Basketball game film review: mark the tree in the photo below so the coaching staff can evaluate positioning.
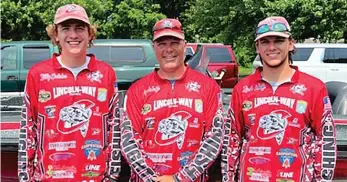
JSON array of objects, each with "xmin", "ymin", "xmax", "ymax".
[
  {"xmin": 183, "ymin": 0, "xmax": 347, "ymax": 66},
  {"xmin": 0, "ymin": 0, "xmax": 165, "ymax": 40}
]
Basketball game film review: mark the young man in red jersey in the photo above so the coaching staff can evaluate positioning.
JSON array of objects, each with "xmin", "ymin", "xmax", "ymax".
[
  {"xmin": 18, "ymin": 4, "xmax": 120, "ymax": 181},
  {"xmin": 120, "ymin": 18, "xmax": 224, "ymax": 182},
  {"xmin": 222, "ymin": 16, "xmax": 336, "ymax": 182}
]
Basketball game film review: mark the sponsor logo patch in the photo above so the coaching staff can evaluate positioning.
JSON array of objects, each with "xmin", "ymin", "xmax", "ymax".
[
  {"xmin": 295, "ymin": 100, "xmax": 307, "ymax": 114},
  {"xmin": 87, "ymin": 71, "xmax": 103, "ymax": 83},
  {"xmin": 97, "ymin": 88, "xmax": 107, "ymax": 102},
  {"xmin": 276, "ymin": 148, "xmax": 297, "ymax": 168},
  {"xmin": 82, "ymin": 140, "xmax": 102, "ymax": 160},
  {"xmin": 141, "ymin": 104, "xmax": 151, "ymax": 115},
  {"xmin": 290, "ymin": 84, "xmax": 307, "ymax": 96},
  {"xmin": 194, "ymin": 99, "xmax": 203, "ymax": 113},
  {"xmin": 185, "ymin": 82, "xmax": 200, "ymax": 92},
  {"xmin": 49, "ymin": 152, "xmax": 75, "ymax": 161},
  {"xmin": 39, "ymin": 90, "xmax": 51, "ymax": 102},
  {"xmin": 178, "ymin": 151, "xmax": 193, "ymax": 166},
  {"xmin": 45, "ymin": 105, "xmax": 56, "ymax": 118},
  {"xmin": 242, "ymin": 100, "xmax": 252, "ymax": 111}
]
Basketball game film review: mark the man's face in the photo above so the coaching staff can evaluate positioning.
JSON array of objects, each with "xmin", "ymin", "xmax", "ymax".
[
  {"xmin": 153, "ymin": 36, "xmax": 186, "ymax": 73},
  {"xmin": 256, "ymin": 36, "xmax": 294, "ymax": 68},
  {"xmin": 55, "ymin": 19, "xmax": 90, "ymax": 56}
]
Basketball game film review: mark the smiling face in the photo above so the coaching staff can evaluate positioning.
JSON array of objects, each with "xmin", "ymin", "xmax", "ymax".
[
  {"xmin": 55, "ymin": 19, "xmax": 91, "ymax": 57},
  {"xmin": 153, "ymin": 36, "xmax": 186, "ymax": 74},
  {"xmin": 256, "ymin": 36, "xmax": 294, "ymax": 68}
]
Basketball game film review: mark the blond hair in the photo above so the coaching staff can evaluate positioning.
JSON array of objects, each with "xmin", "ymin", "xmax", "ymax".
[{"xmin": 46, "ymin": 23, "xmax": 97, "ymax": 52}]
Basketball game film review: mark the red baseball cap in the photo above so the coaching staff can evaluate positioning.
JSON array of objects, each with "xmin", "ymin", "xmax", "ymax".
[
  {"xmin": 153, "ymin": 18, "xmax": 184, "ymax": 41},
  {"xmin": 255, "ymin": 16, "xmax": 291, "ymax": 41},
  {"xmin": 54, "ymin": 4, "xmax": 90, "ymax": 25}
]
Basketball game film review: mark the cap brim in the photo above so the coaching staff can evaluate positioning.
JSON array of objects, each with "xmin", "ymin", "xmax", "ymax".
[
  {"xmin": 255, "ymin": 32, "xmax": 290, "ymax": 41},
  {"xmin": 153, "ymin": 30, "xmax": 184, "ymax": 41},
  {"xmin": 55, "ymin": 16, "xmax": 90, "ymax": 25}
]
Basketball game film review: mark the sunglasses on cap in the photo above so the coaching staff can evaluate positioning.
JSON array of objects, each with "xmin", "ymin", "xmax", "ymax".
[
  {"xmin": 153, "ymin": 20, "xmax": 182, "ymax": 32},
  {"xmin": 256, "ymin": 22, "xmax": 289, "ymax": 35}
]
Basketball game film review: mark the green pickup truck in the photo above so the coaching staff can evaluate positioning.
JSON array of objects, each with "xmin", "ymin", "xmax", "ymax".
[{"xmin": 1, "ymin": 39, "xmax": 159, "ymax": 92}]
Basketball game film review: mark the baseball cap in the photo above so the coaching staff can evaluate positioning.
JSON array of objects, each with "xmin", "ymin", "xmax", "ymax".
[
  {"xmin": 255, "ymin": 16, "xmax": 291, "ymax": 41},
  {"xmin": 54, "ymin": 4, "xmax": 90, "ymax": 25},
  {"xmin": 153, "ymin": 18, "xmax": 184, "ymax": 41}
]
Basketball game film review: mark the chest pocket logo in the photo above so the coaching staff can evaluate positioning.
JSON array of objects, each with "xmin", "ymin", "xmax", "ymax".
[{"xmin": 155, "ymin": 111, "xmax": 190, "ymax": 149}]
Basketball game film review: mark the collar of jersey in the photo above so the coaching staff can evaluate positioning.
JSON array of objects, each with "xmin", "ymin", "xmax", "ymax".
[
  {"xmin": 253, "ymin": 65, "xmax": 300, "ymax": 83},
  {"xmin": 52, "ymin": 53, "xmax": 98, "ymax": 71},
  {"xmin": 153, "ymin": 66, "xmax": 190, "ymax": 83}
]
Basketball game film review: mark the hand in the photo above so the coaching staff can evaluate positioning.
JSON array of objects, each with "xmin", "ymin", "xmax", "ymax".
[{"xmin": 152, "ymin": 175, "xmax": 175, "ymax": 182}]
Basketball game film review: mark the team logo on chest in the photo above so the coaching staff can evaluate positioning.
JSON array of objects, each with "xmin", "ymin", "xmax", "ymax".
[
  {"xmin": 185, "ymin": 82, "xmax": 200, "ymax": 92},
  {"xmin": 257, "ymin": 110, "xmax": 290, "ymax": 145},
  {"xmin": 57, "ymin": 99, "xmax": 95, "ymax": 137},
  {"xmin": 155, "ymin": 111, "xmax": 190, "ymax": 149},
  {"xmin": 290, "ymin": 84, "xmax": 307, "ymax": 96},
  {"xmin": 87, "ymin": 71, "xmax": 103, "ymax": 83}
]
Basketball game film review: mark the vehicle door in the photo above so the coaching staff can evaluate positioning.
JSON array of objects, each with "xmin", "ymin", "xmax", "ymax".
[
  {"xmin": 19, "ymin": 43, "xmax": 53, "ymax": 91},
  {"xmin": 324, "ymin": 48, "xmax": 347, "ymax": 83},
  {"xmin": 1, "ymin": 44, "xmax": 20, "ymax": 92},
  {"xmin": 291, "ymin": 47, "xmax": 329, "ymax": 82}
]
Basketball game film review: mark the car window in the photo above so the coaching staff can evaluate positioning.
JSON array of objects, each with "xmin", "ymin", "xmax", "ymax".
[
  {"xmin": 1, "ymin": 45, "xmax": 17, "ymax": 70},
  {"xmin": 186, "ymin": 47, "xmax": 194, "ymax": 56},
  {"xmin": 292, "ymin": 48, "xmax": 313, "ymax": 61},
  {"xmin": 324, "ymin": 48, "xmax": 347, "ymax": 63},
  {"xmin": 88, "ymin": 46, "xmax": 146, "ymax": 66},
  {"xmin": 206, "ymin": 47, "xmax": 233, "ymax": 63},
  {"xmin": 23, "ymin": 45, "xmax": 51, "ymax": 69}
]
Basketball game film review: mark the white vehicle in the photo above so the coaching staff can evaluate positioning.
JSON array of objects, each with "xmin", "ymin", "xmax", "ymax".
[{"xmin": 253, "ymin": 43, "xmax": 347, "ymax": 83}]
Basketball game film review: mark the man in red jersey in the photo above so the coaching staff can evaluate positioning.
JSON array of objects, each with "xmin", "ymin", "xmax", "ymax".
[
  {"xmin": 221, "ymin": 16, "xmax": 337, "ymax": 182},
  {"xmin": 120, "ymin": 18, "xmax": 224, "ymax": 182},
  {"xmin": 17, "ymin": 4, "xmax": 121, "ymax": 182}
]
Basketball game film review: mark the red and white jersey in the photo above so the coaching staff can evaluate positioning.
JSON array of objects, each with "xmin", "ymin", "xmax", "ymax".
[
  {"xmin": 18, "ymin": 54, "xmax": 121, "ymax": 182},
  {"xmin": 121, "ymin": 67, "xmax": 224, "ymax": 182},
  {"xmin": 222, "ymin": 66, "xmax": 337, "ymax": 182}
]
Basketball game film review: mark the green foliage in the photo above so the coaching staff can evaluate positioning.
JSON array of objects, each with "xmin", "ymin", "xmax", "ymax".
[
  {"xmin": 183, "ymin": 0, "xmax": 347, "ymax": 66},
  {"xmin": 0, "ymin": 0, "xmax": 165, "ymax": 40}
]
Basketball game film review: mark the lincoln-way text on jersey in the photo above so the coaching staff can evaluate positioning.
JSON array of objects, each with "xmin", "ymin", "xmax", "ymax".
[
  {"xmin": 53, "ymin": 86, "xmax": 96, "ymax": 98},
  {"xmin": 153, "ymin": 98, "xmax": 193, "ymax": 111},
  {"xmin": 254, "ymin": 96, "xmax": 295, "ymax": 108}
]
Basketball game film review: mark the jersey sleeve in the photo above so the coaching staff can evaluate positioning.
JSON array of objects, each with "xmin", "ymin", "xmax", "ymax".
[
  {"xmin": 311, "ymin": 85, "xmax": 336, "ymax": 181},
  {"xmin": 221, "ymin": 87, "xmax": 243, "ymax": 182},
  {"xmin": 106, "ymin": 69, "xmax": 121, "ymax": 181},
  {"xmin": 174, "ymin": 83, "xmax": 224, "ymax": 182},
  {"xmin": 120, "ymin": 88, "xmax": 157, "ymax": 182},
  {"xmin": 18, "ymin": 70, "xmax": 38, "ymax": 181}
]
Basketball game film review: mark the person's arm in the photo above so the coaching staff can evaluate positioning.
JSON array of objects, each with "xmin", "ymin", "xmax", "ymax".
[
  {"xmin": 221, "ymin": 87, "xmax": 243, "ymax": 182},
  {"xmin": 173, "ymin": 84, "xmax": 224, "ymax": 182},
  {"xmin": 18, "ymin": 70, "xmax": 38, "ymax": 181},
  {"xmin": 106, "ymin": 70, "xmax": 121, "ymax": 181},
  {"xmin": 311, "ymin": 86, "xmax": 336, "ymax": 181},
  {"xmin": 120, "ymin": 88, "xmax": 157, "ymax": 182}
]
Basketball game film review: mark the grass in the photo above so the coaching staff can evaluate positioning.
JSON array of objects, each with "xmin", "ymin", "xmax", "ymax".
[{"xmin": 239, "ymin": 66, "xmax": 253, "ymax": 77}]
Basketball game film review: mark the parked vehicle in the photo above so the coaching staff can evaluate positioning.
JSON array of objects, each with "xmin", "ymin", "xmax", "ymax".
[
  {"xmin": 186, "ymin": 43, "xmax": 239, "ymax": 88},
  {"xmin": 0, "ymin": 39, "xmax": 158, "ymax": 92},
  {"xmin": 253, "ymin": 43, "xmax": 347, "ymax": 83}
]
